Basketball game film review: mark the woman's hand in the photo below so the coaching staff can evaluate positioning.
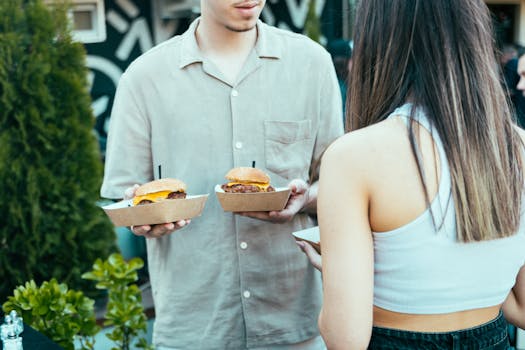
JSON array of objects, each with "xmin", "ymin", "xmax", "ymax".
[{"xmin": 296, "ymin": 240, "xmax": 322, "ymax": 271}]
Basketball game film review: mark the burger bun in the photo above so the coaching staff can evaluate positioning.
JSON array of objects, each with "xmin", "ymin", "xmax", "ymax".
[
  {"xmin": 225, "ymin": 167, "xmax": 270, "ymax": 184},
  {"xmin": 135, "ymin": 178, "xmax": 187, "ymax": 196}
]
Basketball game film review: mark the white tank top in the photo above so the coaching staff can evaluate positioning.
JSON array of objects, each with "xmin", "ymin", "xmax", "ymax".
[{"xmin": 372, "ymin": 103, "xmax": 525, "ymax": 314}]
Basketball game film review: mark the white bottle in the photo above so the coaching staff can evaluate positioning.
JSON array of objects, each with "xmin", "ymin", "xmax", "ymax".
[{"xmin": 1, "ymin": 311, "xmax": 23, "ymax": 350}]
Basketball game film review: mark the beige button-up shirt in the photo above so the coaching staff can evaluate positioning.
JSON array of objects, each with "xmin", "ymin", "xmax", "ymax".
[{"xmin": 101, "ymin": 18, "xmax": 343, "ymax": 349}]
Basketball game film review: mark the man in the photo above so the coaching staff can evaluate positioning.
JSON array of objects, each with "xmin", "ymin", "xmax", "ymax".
[
  {"xmin": 515, "ymin": 52, "xmax": 525, "ymax": 127},
  {"xmin": 101, "ymin": 0, "xmax": 343, "ymax": 348},
  {"xmin": 327, "ymin": 38, "xmax": 352, "ymax": 119}
]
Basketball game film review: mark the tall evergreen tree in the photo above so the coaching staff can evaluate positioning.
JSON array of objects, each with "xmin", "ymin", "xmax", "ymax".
[{"xmin": 0, "ymin": 0, "xmax": 117, "ymax": 301}]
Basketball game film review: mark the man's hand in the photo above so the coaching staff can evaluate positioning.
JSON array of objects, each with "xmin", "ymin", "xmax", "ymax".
[
  {"xmin": 296, "ymin": 240, "xmax": 322, "ymax": 271},
  {"xmin": 131, "ymin": 220, "xmax": 191, "ymax": 239},
  {"xmin": 237, "ymin": 179, "xmax": 311, "ymax": 223},
  {"xmin": 124, "ymin": 184, "xmax": 191, "ymax": 239}
]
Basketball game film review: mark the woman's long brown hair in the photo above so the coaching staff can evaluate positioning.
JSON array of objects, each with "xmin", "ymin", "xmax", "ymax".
[{"xmin": 347, "ymin": 0, "xmax": 523, "ymax": 242}]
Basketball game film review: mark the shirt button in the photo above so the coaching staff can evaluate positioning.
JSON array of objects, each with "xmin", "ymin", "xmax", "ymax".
[
  {"xmin": 240, "ymin": 242, "xmax": 248, "ymax": 249},
  {"xmin": 243, "ymin": 290, "xmax": 251, "ymax": 298},
  {"xmin": 235, "ymin": 142, "xmax": 243, "ymax": 149},
  {"xmin": 231, "ymin": 89, "xmax": 239, "ymax": 97}
]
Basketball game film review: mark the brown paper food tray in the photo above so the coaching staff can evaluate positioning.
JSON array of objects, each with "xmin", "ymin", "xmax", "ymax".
[
  {"xmin": 215, "ymin": 185, "xmax": 291, "ymax": 212},
  {"xmin": 292, "ymin": 226, "xmax": 321, "ymax": 254},
  {"xmin": 102, "ymin": 194, "xmax": 208, "ymax": 227}
]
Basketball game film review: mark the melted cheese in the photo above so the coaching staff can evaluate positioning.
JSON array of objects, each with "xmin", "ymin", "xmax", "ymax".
[
  {"xmin": 226, "ymin": 182, "xmax": 270, "ymax": 191},
  {"xmin": 132, "ymin": 190, "xmax": 174, "ymax": 206}
]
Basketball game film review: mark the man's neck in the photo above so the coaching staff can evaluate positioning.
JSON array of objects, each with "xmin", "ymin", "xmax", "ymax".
[
  {"xmin": 195, "ymin": 19, "xmax": 257, "ymax": 57},
  {"xmin": 195, "ymin": 18, "xmax": 258, "ymax": 84}
]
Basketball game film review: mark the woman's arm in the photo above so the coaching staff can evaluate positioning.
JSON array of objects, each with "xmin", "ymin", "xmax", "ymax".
[
  {"xmin": 317, "ymin": 134, "xmax": 375, "ymax": 350},
  {"xmin": 505, "ymin": 127, "xmax": 525, "ymax": 328},
  {"xmin": 503, "ymin": 265, "xmax": 525, "ymax": 329}
]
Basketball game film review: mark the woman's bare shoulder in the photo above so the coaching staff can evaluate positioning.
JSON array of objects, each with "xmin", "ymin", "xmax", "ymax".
[{"xmin": 324, "ymin": 117, "xmax": 409, "ymax": 165}]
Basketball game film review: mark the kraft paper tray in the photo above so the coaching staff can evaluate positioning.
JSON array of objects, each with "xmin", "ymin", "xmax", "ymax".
[
  {"xmin": 292, "ymin": 226, "xmax": 321, "ymax": 254},
  {"xmin": 102, "ymin": 194, "xmax": 208, "ymax": 227},
  {"xmin": 215, "ymin": 185, "xmax": 291, "ymax": 212}
]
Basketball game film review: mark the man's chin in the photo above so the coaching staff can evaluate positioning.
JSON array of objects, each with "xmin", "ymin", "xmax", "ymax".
[{"xmin": 225, "ymin": 22, "xmax": 257, "ymax": 33}]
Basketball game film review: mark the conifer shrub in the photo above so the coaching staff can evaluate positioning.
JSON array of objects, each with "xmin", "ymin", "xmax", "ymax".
[{"xmin": 0, "ymin": 0, "xmax": 117, "ymax": 302}]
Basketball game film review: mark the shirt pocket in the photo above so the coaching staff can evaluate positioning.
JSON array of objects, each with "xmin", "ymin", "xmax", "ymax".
[{"xmin": 264, "ymin": 120, "xmax": 312, "ymax": 180}]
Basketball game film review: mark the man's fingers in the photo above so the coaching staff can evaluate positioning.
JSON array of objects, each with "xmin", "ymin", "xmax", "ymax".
[
  {"xmin": 174, "ymin": 219, "xmax": 191, "ymax": 228},
  {"xmin": 282, "ymin": 199, "xmax": 302, "ymax": 215},
  {"xmin": 131, "ymin": 224, "xmax": 151, "ymax": 236},
  {"xmin": 237, "ymin": 210, "xmax": 293, "ymax": 224},
  {"xmin": 289, "ymin": 179, "xmax": 308, "ymax": 194},
  {"xmin": 234, "ymin": 180, "xmax": 308, "ymax": 224},
  {"xmin": 124, "ymin": 184, "xmax": 140, "ymax": 200},
  {"xmin": 269, "ymin": 210, "xmax": 292, "ymax": 222},
  {"xmin": 132, "ymin": 220, "xmax": 191, "ymax": 238},
  {"xmin": 238, "ymin": 211, "xmax": 271, "ymax": 220},
  {"xmin": 149, "ymin": 222, "xmax": 175, "ymax": 236},
  {"xmin": 239, "ymin": 211, "xmax": 290, "ymax": 223}
]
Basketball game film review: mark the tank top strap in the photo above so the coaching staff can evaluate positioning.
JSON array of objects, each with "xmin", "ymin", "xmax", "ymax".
[{"xmin": 387, "ymin": 104, "xmax": 453, "ymax": 225}]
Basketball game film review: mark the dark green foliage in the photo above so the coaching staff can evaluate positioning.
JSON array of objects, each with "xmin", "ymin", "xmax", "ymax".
[{"xmin": 0, "ymin": 0, "xmax": 117, "ymax": 302}]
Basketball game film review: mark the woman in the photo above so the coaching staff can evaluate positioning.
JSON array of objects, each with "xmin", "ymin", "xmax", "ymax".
[{"xmin": 297, "ymin": 0, "xmax": 525, "ymax": 349}]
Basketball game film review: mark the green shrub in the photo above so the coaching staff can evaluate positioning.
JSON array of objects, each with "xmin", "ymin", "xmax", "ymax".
[
  {"xmin": 3, "ymin": 254, "xmax": 152, "ymax": 350},
  {"xmin": 2, "ymin": 279, "xmax": 99, "ymax": 350},
  {"xmin": 83, "ymin": 253, "xmax": 153, "ymax": 350},
  {"xmin": 0, "ymin": 0, "xmax": 117, "ymax": 301}
]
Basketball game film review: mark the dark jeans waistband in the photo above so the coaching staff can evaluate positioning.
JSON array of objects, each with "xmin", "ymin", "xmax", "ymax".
[{"xmin": 368, "ymin": 311, "xmax": 509, "ymax": 349}]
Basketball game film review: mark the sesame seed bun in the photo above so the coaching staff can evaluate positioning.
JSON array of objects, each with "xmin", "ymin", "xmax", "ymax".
[{"xmin": 225, "ymin": 167, "xmax": 270, "ymax": 184}]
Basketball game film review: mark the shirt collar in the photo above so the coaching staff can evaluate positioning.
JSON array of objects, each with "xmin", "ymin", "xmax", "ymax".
[
  {"xmin": 179, "ymin": 18, "xmax": 282, "ymax": 69},
  {"xmin": 179, "ymin": 18, "xmax": 204, "ymax": 69},
  {"xmin": 254, "ymin": 20, "xmax": 282, "ymax": 59}
]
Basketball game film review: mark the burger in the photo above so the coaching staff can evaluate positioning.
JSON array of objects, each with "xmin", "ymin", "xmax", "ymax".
[
  {"xmin": 221, "ymin": 167, "xmax": 275, "ymax": 193},
  {"xmin": 133, "ymin": 178, "xmax": 187, "ymax": 205}
]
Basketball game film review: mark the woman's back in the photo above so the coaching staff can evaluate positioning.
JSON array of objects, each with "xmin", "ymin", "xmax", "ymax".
[
  {"xmin": 366, "ymin": 104, "xmax": 525, "ymax": 330},
  {"xmin": 316, "ymin": 104, "xmax": 525, "ymax": 348}
]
